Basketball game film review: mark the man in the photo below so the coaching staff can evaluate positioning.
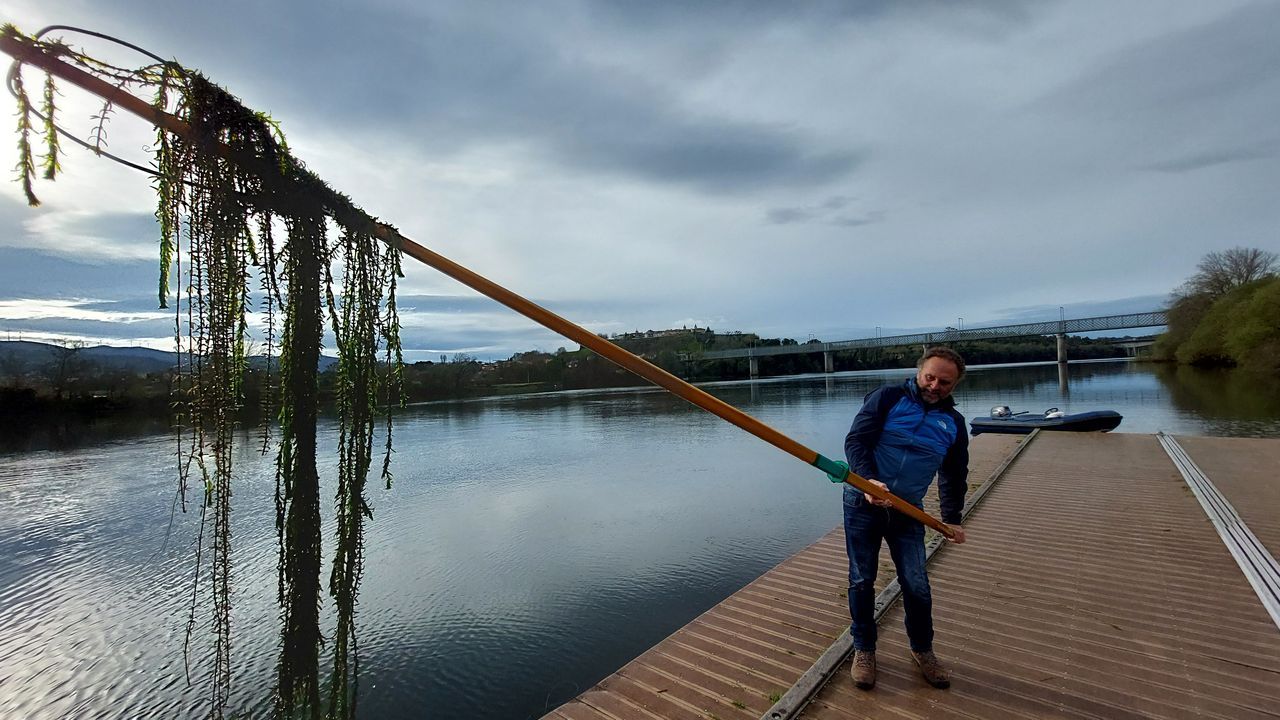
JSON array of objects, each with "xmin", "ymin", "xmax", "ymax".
[{"xmin": 843, "ymin": 346, "xmax": 969, "ymax": 690}]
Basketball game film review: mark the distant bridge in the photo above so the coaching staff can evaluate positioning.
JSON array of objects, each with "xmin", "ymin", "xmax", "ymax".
[{"xmin": 689, "ymin": 310, "xmax": 1167, "ymax": 377}]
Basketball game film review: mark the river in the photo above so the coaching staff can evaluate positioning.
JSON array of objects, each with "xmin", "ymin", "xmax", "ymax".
[{"xmin": 1, "ymin": 360, "xmax": 1276, "ymax": 718}]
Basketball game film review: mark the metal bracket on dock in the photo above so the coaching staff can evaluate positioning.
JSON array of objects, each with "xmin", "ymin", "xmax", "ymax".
[
  {"xmin": 759, "ymin": 430, "xmax": 1042, "ymax": 720},
  {"xmin": 1157, "ymin": 432, "xmax": 1280, "ymax": 631}
]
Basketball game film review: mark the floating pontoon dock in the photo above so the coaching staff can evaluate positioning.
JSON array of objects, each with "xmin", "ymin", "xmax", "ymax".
[{"xmin": 544, "ymin": 432, "xmax": 1280, "ymax": 720}]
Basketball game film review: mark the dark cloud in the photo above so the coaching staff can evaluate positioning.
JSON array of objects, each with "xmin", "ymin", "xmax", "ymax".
[
  {"xmin": 587, "ymin": 0, "xmax": 1037, "ymax": 30},
  {"xmin": 72, "ymin": 0, "xmax": 861, "ymax": 193},
  {"xmin": 0, "ymin": 248, "xmax": 159, "ymax": 300},
  {"xmin": 1143, "ymin": 144, "xmax": 1276, "ymax": 174},
  {"xmin": 830, "ymin": 211, "xmax": 884, "ymax": 228},
  {"xmin": 766, "ymin": 207, "xmax": 816, "ymax": 225},
  {"xmin": 0, "ymin": 315, "xmax": 172, "ymax": 340},
  {"xmin": 55, "ymin": 211, "xmax": 159, "ymax": 251},
  {"xmin": 1028, "ymin": 2, "xmax": 1280, "ymax": 169},
  {"xmin": 765, "ymin": 196, "xmax": 881, "ymax": 227},
  {"xmin": 1034, "ymin": 3, "xmax": 1280, "ymax": 110},
  {"xmin": 572, "ymin": 125, "xmax": 860, "ymax": 192},
  {"xmin": 0, "ymin": 185, "xmax": 159, "ymax": 260}
]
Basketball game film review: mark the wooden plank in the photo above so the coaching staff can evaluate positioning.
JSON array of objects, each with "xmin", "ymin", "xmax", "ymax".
[
  {"xmin": 1173, "ymin": 436, "xmax": 1280, "ymax": 559},
  {"xmin": 1160, "ymin": 433, "xmax": 1280, "ymax": 628},
  {"xmin": 540, "ymin": 434, "xmax": 1280, "ymax": 720},
  {"xmin": 797, "ymin": 432, "xmax": 1280, "ymax": 720}
]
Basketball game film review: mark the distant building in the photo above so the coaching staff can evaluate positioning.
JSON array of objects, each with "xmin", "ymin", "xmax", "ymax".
[{"xmin": 614, "ymin": 325, "xmax": 716, "ymax": 341}]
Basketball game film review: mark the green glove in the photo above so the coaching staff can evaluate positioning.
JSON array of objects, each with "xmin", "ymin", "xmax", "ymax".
[{"xmin": 824, "ymin": 459, "xmax": 849, "ymax": 483}]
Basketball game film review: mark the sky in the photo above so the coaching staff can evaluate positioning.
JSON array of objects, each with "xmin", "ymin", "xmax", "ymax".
[{"xmin": 1, "ymin": 0, "xmax": 1278, "ymax": 361}]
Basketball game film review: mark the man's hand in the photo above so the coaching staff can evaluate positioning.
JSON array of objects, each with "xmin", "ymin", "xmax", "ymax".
[
  {"xmin": 863, "ymin": 479, "xmax": 893, "ymax": 507},
  {"xmin": 945, "ymin": 524, "xmax": 966, "ymax": 544}
]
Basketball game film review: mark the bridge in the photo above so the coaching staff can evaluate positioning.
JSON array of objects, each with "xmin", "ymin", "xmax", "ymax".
[{"xmin": 690, "ymin": 310, "xmax": 1167, "ymax": 377}]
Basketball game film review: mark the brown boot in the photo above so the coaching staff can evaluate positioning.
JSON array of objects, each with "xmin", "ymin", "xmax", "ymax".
[
  {"xmin": 851, "ymin": 650, "xmax": 876, "ymax": 690},
  {"xmin": 911, "ymin": 650, "xmax": 951, "ymax": 689}
]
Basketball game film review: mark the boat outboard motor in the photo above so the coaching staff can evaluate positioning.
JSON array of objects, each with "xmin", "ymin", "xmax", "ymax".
[{"xmin": 990, "ymin": 405, "xmax": 1012, "ymax": 418}]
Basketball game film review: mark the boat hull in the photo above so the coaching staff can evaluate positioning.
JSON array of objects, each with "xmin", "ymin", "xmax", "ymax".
[{"xmin": 970, "ymin": 410, "xmax": 1123, "ymax": 436}]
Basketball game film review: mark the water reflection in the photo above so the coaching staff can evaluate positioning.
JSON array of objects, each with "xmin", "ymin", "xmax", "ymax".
[
  {"xmin": 1152, "ymin": 364, "xmax": 1280, "ymax": 437},
  {"xmin": 0, "ymin": 413, "xmax": 172, "ymax": 455}
]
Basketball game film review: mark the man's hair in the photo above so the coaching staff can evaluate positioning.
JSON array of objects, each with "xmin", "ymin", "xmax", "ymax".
[{"xmin": 918, "ymin": 346, "xmax": 966, "ymax": 378}]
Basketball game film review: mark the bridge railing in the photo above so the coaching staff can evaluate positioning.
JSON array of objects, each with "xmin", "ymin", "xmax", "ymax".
[{"xmin": 692, "ymin": 311, "xmax": 1167, "ymax": 361}]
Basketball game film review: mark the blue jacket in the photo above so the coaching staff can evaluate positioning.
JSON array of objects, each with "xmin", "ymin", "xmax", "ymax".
[{"xmin": 844, "ymin": 378, "xmax": 969, "ymax": 524}]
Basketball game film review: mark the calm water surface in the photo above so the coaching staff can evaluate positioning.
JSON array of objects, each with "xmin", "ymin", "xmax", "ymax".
[{"xmin": 1, "ymin": 360, "xmax": 1277, "ymax": 718}]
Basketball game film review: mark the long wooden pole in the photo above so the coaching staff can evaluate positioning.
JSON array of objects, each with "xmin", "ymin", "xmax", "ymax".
[{"xmin": 1, "ymin": 28, "xmax": 956, "ymax": 538}]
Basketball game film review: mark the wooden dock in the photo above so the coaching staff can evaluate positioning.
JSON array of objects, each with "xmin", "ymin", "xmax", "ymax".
[{"xmin": 543, "ymin": 432, "xmax": 1280, "ymax": 720}]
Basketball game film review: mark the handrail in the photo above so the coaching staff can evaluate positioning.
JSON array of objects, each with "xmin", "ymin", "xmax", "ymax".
[{"xmin": 698, "ymin": 312, "xmax": 1169, "ymax": 360}]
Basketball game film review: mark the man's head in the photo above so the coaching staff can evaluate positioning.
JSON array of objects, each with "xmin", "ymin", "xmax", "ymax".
[{"xmin": 915, "ymin": 346, "xmax": 965, "ymax": 404}]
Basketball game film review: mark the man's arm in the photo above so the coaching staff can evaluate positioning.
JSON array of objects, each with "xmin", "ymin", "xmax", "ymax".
[
  {"xmin": 937, "ymin": 415, "xmax": 969, "ymax": 525},
  {"xmin": 844, "ymin": 387, "xmax": 891, "ymax": 479}
]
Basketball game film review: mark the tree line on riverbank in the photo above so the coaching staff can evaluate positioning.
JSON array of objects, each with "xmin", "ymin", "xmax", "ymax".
[
  {"xmin": 1, "ymin": 330, "xmax": 1140, "ymax": 421},
  {"xmin": 1153, "ymin": 247, "xmax": 1279, "ymax": 373}
]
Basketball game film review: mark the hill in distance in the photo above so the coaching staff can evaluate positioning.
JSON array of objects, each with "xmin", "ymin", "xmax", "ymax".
[{"xmin": 0, "ymin": 340, "xmax": 340, "ymax": 374}]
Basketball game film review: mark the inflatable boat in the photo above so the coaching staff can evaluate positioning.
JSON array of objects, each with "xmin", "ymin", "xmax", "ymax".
[{"xmin": 969, "ymin": 406, "xmax": 1123, "ymax": 436}]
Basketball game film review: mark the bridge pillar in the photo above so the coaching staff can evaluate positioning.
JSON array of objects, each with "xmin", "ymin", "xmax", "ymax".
[
  {"xmin": 823, "ymin": 351, "xmax": 834, "ymax": 374},
  {"xmin": 1056, "ymin": 333, "xmax": 1068, "ymax": 364},
  {"xmin": 749, "ymin": 356, "xmax": 759, "ymax": 379}
]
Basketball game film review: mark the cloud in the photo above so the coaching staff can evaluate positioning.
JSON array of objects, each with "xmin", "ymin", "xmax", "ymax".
[
  {"xmin": 765, "ymin": 195, "xmax": 882, "ymax": 227},
  {"xmin": 0, "ymin": 247, "xmax": 159, "ymax": 301},
  {"xmin": 0, "ymin": 316, "xmax": 171, "ymax": 338},
  {"xmin": 3, "ymin": 209, "xmax": 160, "ymax": 261},
  {"xmin": 0, "ymin": 293, "xmax": 175, "ymax": 349},
  {"xmin": 1026, "ymin": 2, "xmax": 1280, "ymax": 174},
  {"xmin": 55, "ymin": 0, "xmax": 864, "ymax": 194},
  {"xmin": 0, "ymin": 329, "xmax": 175, "ymax": 350},
  {"xmin": 765, "ymin": 207, "xmax": 815, "ymax": 225},
  {"xmin": 831, "ymin": 211, "xmax": 886, "ymax": 228},
  {"xmin": 1142, "ymin": 143, "xmax": 1276, "ymax": 174},
  {"xmin": 0, "ymin": 298, "xmax": 168, "ymax": 324},
  {"xmin": 588, "ymin": 0, "xmax": 1037, "ymax": 33}
]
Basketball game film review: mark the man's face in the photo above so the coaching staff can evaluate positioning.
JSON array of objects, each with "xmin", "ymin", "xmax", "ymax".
[{"xmin": 916, "ymin": 357, "xmax": 961, "ymax": 404}]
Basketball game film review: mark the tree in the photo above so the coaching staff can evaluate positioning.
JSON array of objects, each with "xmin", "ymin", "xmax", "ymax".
[
  {"xmin": 1180, "ymin": 246, "xmax": 1278, "ymax": 299},
  {"xmin": 46, "ymin": 339, "xmax": 88, "ymax": 400},
  {"xmin": 8, "ymin": 26, "xmax": 403, "ymax": 719},
  {"xmin": 1153, "ymin": 291, "xmax": 1214, "ymax": 361},
  {"xmin": 0, "ymin": 350, "xmax": 26, "ymax": 385}
]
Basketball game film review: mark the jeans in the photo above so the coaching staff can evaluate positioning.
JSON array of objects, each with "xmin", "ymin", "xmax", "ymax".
[{"xmin": 843, "ymin": 485, "xmax": 933, "ymax": 653}]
